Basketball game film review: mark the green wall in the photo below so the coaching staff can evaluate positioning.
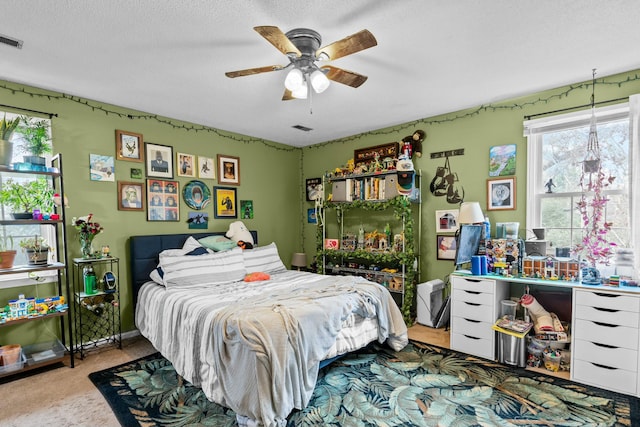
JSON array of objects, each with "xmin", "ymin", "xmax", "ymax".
[
  {"xmin": 301, "ymin": 69, "xmax": 640, "ymax": 292},
  {"xmin": 2, "ymin": 68, "xmax": 640, "ymax": 344},
  {"xmin": 0, "ymin": 80, "xmax": 301, "ymax": 341}
]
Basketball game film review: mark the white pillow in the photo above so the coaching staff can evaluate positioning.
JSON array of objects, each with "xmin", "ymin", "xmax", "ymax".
[
  {"xmin": 161, "ymin": 247, "xmax": 246, "ymax": 288},
  {"xmin": 243, "ymin": 242, "xmax": 287, "ymax": 274}
]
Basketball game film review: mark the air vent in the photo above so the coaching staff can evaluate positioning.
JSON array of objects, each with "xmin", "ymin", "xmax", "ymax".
[
  {"xmin": 292, "ymin": 124, "xmax": 313, "ymax": 132},
  {"xmin": 0, "ymin": 34, "xmax": 23, "ymax": 49}
]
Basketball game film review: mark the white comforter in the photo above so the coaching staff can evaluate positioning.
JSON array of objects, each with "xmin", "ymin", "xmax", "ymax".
[{"xmin": 135, "ymin": 270, "xmax": 408, "ymax": 427}]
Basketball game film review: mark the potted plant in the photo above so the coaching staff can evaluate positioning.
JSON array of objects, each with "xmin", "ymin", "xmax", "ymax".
[
  {"xmin": 0, "ymin": 178, "xmax": 54, "ymax": 219},
  {"xmin": 0, "ymin": 235, "xmax": 16, "ymax": 269},
  {"xmin": 0, "ymin": 114, "xmax": 21, "ymax": 166},
  {"xmin": 19, "ymin": 235, "xmax": 49, "ymax": 266},
  {"xmin": 16, "ymin": 116, "xmax": 52, "ymax": 166}
]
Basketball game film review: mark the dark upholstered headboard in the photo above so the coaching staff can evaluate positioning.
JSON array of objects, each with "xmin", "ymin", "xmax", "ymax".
[{"xmin": 129, "ymin": 231, "xmax": 258, "ymax": 305}]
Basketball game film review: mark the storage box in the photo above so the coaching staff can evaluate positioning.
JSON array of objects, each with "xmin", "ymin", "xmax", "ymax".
[
  {"xmin": 23, "ymin": 339, "xmax": 65, "ymax": 366},
  {"xmin": 0, "ymin": 350, "xmax": 25, "ymax": 374}
]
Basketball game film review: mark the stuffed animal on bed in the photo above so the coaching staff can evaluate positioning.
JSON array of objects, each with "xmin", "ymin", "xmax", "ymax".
[{"xmin": 226, "ymin": 220, "xmax": 254, "ymax": 245}]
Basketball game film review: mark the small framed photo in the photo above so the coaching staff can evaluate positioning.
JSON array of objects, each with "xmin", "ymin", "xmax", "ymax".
[
  {"xmin": 117, "ymin": 181, "xmax": 145, "ymax": 211},
  {"xmin": 307, "ymin": 208, "xmax": 317, "ymax": 224},
  {"xmin": 198, "ymin": 156, "xmax": 215, "ymax": 179},
  {"xmin": 145, "ymin": 142, "xmax": 174, "ymax": 179},
  {"xmin": 90, "ymin": 154, "xmax": 115, "ymax": 182},
  {"xmin": 116, "ymin": 130, "xmax": 144, "ymax": 162},
  {"xmin": 435, "ymin": 209, "xmax": 459, "ymax": 233},
  {"xmin": 217, "ymin": 154, "xmax": 240, "ymax": 186},
  {"xmin": 487, "ymin": 177, "xmax": 516, "ymax": 211},
  {"xmin": 146, "ymin": 179, "xmax": 179, "ymax": 221},
  {"xmin": 437, "ymin": 235, "xmax": 457, "ymax": 260},
  {"xmin": 130, "ymin": 168, "xmax": 142, "ymax": 179},
  {"xmin": 177, "ymin": 152, "xmax": 196, "ymax": 177},
  {"xmin": 213, "ymin": 186, "xmax": 237, "ymax": 218},
  {"xmin": 187, "ymin": 211, "xmax": 209, "ymax": 229},
  {"xmin": 306, "ymin": 177, "xmax": 323, "ymax": 201},
  {"xmin": 240, "ymin": 200, "xmax": 254, "ymax": 219}
]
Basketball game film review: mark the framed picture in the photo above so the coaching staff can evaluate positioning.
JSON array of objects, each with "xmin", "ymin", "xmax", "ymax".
[
  {"xmin": 307, "ymin": 208, "xmax": 317, "ymax": 224},
  {"xmin": 354, "ymin": 142, "xmax": 400, "ymax": 168},
  {"xmin": 177, "ymin": 152, "xmax": 196, "ymax": 177},
  {"xmin": 240, "ymin": 200, "xmax": 254, "ymax": 219},
  {"xmin": 435, "ymin": 209, "xmax": 459, "ymax": 233},
  {"xmin": 306, "ymin": 177, "xmax": 323, "ymax": 201},
  {"xmin": 217, "ymin": 154, "xmax": 240, "ymax": 185},
  {"xmin": 89, "ymin": 154, "xmax": 115, "ymax": 182},
  {"xmin": 487, "ymin": 177, "xmax": 516, "ymax": 210},
  {"xmin": 198, "ymin": 156, "xmax": 215, "ymax": 179},
  {"xmin": 182, "ymin": 180, "xmax": 211, "ymax": 210},
  {"xmin": 489, "ymin": 144, "xmax": 517, "ymax": 177},
  {"xmin": 130, "ymin": 168, "xmax": 142, "ymax": 179},
  {"xmin": 116, "ymin": 130, "xmax": 144, "ymax": 162},
  {"xmin": 117, "ymin": 181, "xmax": 144, "ymax": 211},
  {"xmin": 213, "ymin": 186, "xmax": 237, "ymax": 218},
  {"xmin": 146, "ymin": 179, "xmax": 180, "ymax": 221},
  {"xmin": 437, "ymin": 235, "xmax": 457, "ymax": 260},
  {"xmin": 187, "ymin": 211, "xmax": 209, "ymax": 229},
  {"xmin": 145, "ymin": 142, "xmax": 174, "ymax": 179}
]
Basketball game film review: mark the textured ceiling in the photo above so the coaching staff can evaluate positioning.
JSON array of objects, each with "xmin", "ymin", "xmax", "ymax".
[{"xmin": 1, "ymin": 0, "xmax": 640, "ymax": 147}]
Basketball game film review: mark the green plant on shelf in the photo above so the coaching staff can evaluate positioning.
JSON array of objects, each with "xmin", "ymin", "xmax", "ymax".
[{"xmin": 0, "ymin": 178, "xmax": 54, "ymax": 214}]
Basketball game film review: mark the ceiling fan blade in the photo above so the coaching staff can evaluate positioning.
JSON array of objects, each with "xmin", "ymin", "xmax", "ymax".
[
  {"xmin": 282, "ymin": 89, "xmax": 295, "ymax": 101},
  {"xmin": 225, "ymin": 65, "xmax": 284, "ymax": 78},
  {"xmin": 254, "ymin": 26, "xmax": 302, "ymax": 57},
  {"xmin": 322, "ymin": 65, "xmax": 368, "ymax": 88},
  {"xmin": 316, "ymin": 29, "xmax": 377, "ymax": 61}
]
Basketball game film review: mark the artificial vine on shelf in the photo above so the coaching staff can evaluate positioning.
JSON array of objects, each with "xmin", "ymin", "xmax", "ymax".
[{"xmin": 315, "ymin": 195, "xmax": 417, "ymax": 323}]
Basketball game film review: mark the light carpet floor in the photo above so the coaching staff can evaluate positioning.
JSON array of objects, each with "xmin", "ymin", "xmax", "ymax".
[{"xmin": 0, "ymin": 335, "xmax": 156, "ymax": 427}]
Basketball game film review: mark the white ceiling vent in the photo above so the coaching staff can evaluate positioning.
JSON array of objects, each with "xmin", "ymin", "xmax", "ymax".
[
  {"xmin": 292, "ymin": 124, "xmax": 313, "ymax": 132},
  {"xmin": 0, "ymin": 34, "xmax": 23, "ymax": 49}
]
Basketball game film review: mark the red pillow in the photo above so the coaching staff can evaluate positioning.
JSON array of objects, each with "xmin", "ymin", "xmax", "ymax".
[{"xmin": 244, "ymin": 272, "xmax": 270, "ymax": 282}]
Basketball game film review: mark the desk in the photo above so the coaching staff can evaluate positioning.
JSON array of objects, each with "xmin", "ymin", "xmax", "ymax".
[{"xmin": 450, "ymin": 272, "xmax": 640, "ymax": 396}]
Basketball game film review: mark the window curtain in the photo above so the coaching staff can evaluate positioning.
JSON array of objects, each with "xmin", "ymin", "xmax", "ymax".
[{"xmin": 629, "ymin": 94, "xmax": 640, "ymax": 278}]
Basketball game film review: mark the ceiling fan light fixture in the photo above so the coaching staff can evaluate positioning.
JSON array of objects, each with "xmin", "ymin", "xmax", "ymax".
[
  {"xmin": 284, "ymin": 68, "xmax": 304, "ymax": 91},
  {"xmin": 291, "ymin": 81, "xmax": 308, "ymax": 99},
  {"xmin": 310, "ymin": 69, "xmax": 330, "ymax": 93}
]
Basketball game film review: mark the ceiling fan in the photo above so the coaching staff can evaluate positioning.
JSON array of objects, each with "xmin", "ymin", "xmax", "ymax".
[{"xmin": 225, "ymin": 26, "xmax": 377, "ymax": 100}]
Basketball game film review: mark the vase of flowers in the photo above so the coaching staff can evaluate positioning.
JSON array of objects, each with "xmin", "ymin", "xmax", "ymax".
[{"xmin": 72, "ymin": 214, "xmax": 103, "ymax": 258}]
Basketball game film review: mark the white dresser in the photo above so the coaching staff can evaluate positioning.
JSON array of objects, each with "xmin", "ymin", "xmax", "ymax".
[
  {"xmin": 571, "ymin": 288, "xmax": 640, "ymax": 395},
  {"xmin": 450, "ymin": 276, "xmax": 509, "ymax": 360}
]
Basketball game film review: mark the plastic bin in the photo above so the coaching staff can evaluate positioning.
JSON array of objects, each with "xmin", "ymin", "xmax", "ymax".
[
  {"xmin": 0, "ymin": 350, "xmax": 25, "ymax": 374},
  {"xmin": 416, "ymin": 279, "xmax": 444, "ymax": 327},
  {"xmin": 497, "ymin": 331, "xmax": 526, "ymax": 367},
  {"xmin": 23, "ymin": 339, "xmax": 65, "ymax": 366}
]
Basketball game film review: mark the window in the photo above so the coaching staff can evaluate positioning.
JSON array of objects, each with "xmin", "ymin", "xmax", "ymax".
[{"xmin": 524, "ymin": 103, "xmax": 631, "ymax": 259}]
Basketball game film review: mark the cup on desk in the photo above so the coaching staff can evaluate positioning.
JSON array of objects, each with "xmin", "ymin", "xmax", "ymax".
[{"xmin": 471, "ymin": 255, "xmax": 487, "ymax": 275}]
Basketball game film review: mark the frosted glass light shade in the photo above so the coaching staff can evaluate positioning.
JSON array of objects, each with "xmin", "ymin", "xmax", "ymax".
[
  {"xmin": 458, "ymin": 202, "xmax": 484, "ymax": 224},
  {"xmin": 291, "ymin": 81, "xmax": 308, "ymax": 99},
  {"xmin": 310, "ymin": 69, "xmax": 330, "ymax": 93},
  {"xmin": 284, "ymin": 68, "xmax": 304, "ymax": 91}
]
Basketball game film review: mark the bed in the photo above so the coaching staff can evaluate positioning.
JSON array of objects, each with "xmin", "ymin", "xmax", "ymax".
[{"xmin": 130, "ymin": 232, "xmax": 408, "ymax": 427}]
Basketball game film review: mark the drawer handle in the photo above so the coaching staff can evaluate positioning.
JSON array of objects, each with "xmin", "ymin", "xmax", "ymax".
[
  {"xmin": 463, "ymin": 334, "xmax": 481, "ymax": 340},
  {"xmin": 590, "ymin": 362, "xmax": 617, "ymax": 370},
  {"xmin": 464, "ymin": 290, "xmax": 481, "ymax": 295},
  {"xmin": 593, "ymin": 321, "xmax": 618, "ymax": 328},
  {"xmin": 593, "ymin": 307, "xmax": 619, "ymax": 313},
  {"xmin": 463, "ymin": 302, "xmax": 481, "ymax": 307},
  {"xmin": 463, "ymin": 278, "xmax": 482, "ymax": 283},
  {"xmin": 592, "ymin": 342, "xmax": 617, "ymax": 349},
  {"xmin": 463, "ymin": 318, "xmax": 481, "ymax": 323},
  {"xmin": 593, "ymin": 292, "xmax": 620, "ymax": 298}
]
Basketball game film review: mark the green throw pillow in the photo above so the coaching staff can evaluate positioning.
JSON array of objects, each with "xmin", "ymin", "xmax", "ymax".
[{"xmin": 198, "ymin": 235, "xmax": 237, "ymax": 251}]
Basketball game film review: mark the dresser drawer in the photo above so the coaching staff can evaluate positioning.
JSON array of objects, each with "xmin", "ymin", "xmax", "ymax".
[
  {"xmin": 574, "ymin": 304, "xmax": 640, "ymax": 327},
  {"xmin": 451, "ymin": 299, "xmax": 495, "ymax": 323},
  {"xmin": 573, "ymin": 318, "xmax": 639, "ymax": 350},
  {"xmin": 573, "ymin": 338, "xmax": 638, "ymax": 371},
  {"xmin": 574, "ymin": 289, "xmax": 640, "ymax": 312},
  {"xmin": 452, "ymin": 288, "xmax": 494, "ymax": 305},
  {"xmin": 451, "ymin": 276, "xmax": 495, "ymax": 293},
  {"xmin": 451, "ymin": 316, "xmax": 495, "ymax": 340},
  {"xmin": 450, "ymin": 332, "xmax": 494, "ymax": 360},
  {"xmin": 572, "ymin": 359, "xmax": 637, "ymax": 395}
]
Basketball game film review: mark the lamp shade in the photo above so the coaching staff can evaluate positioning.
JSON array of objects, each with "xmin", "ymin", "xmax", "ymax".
[
  {"xmin": 310, "ymin": 69, "xmax": 330, "ymax": 93},
  {"xmin": 284, "ymin": 68, "xmax": 304, "ymax": 91},
  {"xmin": 291, "ymin": 252, "xmax": 307, "ymax": 269},
  {"xmin": 291, "ymin": 81, "xmax": 308, "ymax": 99},
  {"xmin": 458, "ymin": 202, "xmax": 484, "ymax": 224}
]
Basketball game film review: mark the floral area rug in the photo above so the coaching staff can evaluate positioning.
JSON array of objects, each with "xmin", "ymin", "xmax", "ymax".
[{"xmin": 89, "ymin": 341, "xmax": 639, "ymax": 426}]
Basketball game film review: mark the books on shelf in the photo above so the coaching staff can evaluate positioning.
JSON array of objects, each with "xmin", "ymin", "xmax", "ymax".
[{"xmin": 491, "ymin": 317, "xmax": 533, "ymax": 338}]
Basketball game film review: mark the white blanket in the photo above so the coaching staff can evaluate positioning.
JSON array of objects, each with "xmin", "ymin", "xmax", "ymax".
[{"xmin": 135, "ymin": 270, "xmax": 408, "ymax": 426}]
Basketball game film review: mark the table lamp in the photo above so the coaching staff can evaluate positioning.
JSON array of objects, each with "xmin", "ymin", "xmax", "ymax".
[
  {"xmin": 291, "ymin": 252, "xmax": 307, "ymax": 271},
  {"xmin": 458, "ymin": 201, "xmax": 484, "ymax": 224}
]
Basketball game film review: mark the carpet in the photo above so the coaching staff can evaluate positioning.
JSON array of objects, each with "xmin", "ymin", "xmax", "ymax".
[{"xmin": 89, "ymin": 341, "xmax": 639, "ymax": 426}]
